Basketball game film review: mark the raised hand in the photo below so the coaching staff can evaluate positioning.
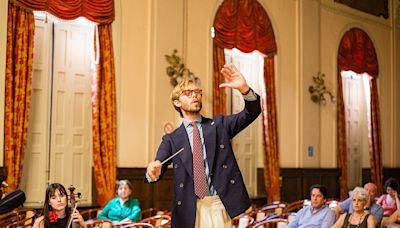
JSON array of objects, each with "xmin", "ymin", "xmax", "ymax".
[{"xmin": 219, "ymin": 64, "xmax": 250, "ymax": 94}]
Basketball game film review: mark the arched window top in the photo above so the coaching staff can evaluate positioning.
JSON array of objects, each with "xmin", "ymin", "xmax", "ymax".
[
  {"xmin": 213, "ymin": 0, "xmax": 277, "ymax": 55},
  {"xmin": 338, "ymin": 28, "xmax": 378, "ymax": 78}
]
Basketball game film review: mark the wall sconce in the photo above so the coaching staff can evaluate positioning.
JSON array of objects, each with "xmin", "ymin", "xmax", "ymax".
[
  {"xmin": 308, "ymin": 72, "xmax": 336, "ymax": 105},
  {"xmin": 165, "ymin": 49, "xmax": 200, "ymax": 87}
]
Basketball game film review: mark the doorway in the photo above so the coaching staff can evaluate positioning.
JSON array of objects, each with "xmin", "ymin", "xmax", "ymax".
[{"xmin": 20, "ymin": 13, "xmax": 94, "ymax": 206}]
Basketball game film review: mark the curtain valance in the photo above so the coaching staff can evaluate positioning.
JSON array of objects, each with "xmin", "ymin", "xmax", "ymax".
[
  {"xmin": 213, "ymin": 0, "xmax": 276, "ymax": 55},
  {"xmin": 10, "ymin": 0, "xmax": 114, "ymax": 24},
  {"xmin": 338, "ymin": 28, "xmax": 378, "ymax": 77}
]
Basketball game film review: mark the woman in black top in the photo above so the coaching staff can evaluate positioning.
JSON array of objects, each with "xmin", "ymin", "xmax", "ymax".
[
  {"xmin": 33, "ymin": 183, "xmax": 87, "ymax": 228},
  {"xmin": 332, "ymin": 187, "xmax": 376, "ymax": 228}
]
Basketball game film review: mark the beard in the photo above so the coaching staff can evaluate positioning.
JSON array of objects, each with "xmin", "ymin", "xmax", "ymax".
[{"xmin": 181, "ymin": 102, "xmax": 202, "ymax": 114}]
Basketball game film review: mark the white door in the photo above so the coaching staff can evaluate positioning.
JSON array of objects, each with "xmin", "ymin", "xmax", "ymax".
[
  {"xmin": 21, "ymin": 16, "xmax": 93, "ymax": 206},
  {"xmin": 50, "ymin": 21, "xmax": 93, "ymax": 204},
  {"xmin": 20, "ymin": 17, "xmax": 51, "ymax": 206},
  {"xmin": 341, "ymin": 71, "xmax": 369, "ymax": 189},
  {"xmin": 224, "ymin": 48, "xmax": 264, "ymax": 197}
]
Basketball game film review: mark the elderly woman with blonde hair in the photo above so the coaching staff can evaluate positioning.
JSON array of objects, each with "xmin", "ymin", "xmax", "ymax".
[{"xmin": 332, "ymin": 187, "xmax": 376, "ymax": 228}]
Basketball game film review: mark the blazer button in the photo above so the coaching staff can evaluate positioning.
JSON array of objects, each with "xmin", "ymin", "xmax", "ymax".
[
  {"xmin": 174, "ymin": 164, "xmax": 179, "ymax": 169},
  {"xmin": 179, "ymin": 183, "xmax": 184, "ymax": 188},
  {"xmin": 177, "ymin": 201, "xmax": 182, "ymax": 205},
  {"xmin": 222, "ymin": 165, "xmax": 227, "ymax": 169},
  {"xmin": 219, "ymin": 144, "xmax": 225, "ymax": 149},
  {"xmin": 230, "ymin": 179, "xmax": 235, "ymax": 184}
]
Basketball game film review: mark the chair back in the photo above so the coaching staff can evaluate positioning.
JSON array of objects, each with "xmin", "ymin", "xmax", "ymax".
[
  {"xmin": 283, "ymin": 200, "xmax": 304, "ymax": 213},
  {"xmin": 80, "ymin": 208, "xmax": 102, "ymax": 221},
  {"xmin": 252, "ymin": 218, "xmax": 288, "ymax": 228},
  {"xmin": 121, "ymin": 222, "xmax": 155, "ymax": 228},
  {"xmin": 232, "ymin": 214, "xmax": 254, "ymax": 228},
  {"xmin": 0, "ymin": 208, "xmax": 36, "ymax": 228},
  {"xmin": 139, "ymin": 214, "xmax": 171, "ymax": 228},
  {"xmin": 86, "ymin": 219, "xmax": 113, "ymax": 228},
  {"xmin": 140, "ymin": 208, "xmax": 166, "ymax": 219},
  {"xmin": 4, "ymin": 215, "xmax": 35, "ymax": 228}
]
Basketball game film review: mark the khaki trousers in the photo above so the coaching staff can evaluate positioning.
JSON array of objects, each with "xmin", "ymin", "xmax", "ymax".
[{"xmin": 195, "ymin": 195, "xmax": 232, "ymax": 228}]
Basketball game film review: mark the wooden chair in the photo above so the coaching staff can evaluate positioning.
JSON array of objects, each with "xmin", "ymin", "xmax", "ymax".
[
  {"xmin": 139, "ymin": 214, "xmax": 171, "ymax": 228},
  {"xmin": 232, "ymin": 214, "xmax": 255, "ymax": 228},
  {"xmin": 325, "ymin": 198, "xmax": 339, "ymax": 209},
  {"xmin": 0, "ymin": 208, "xmax": 36, "ymax": 228},
  {"xmin": 4, "ymin": 215, "xmax": 35, "ymax": 228},
  {"xmin": 0, "ymin": 210, "xmax": 18, "ymax": 227},
  {"xmin": 283, "ymin": 200, "xmax": 304, "ymax": 213},
  {"xmin": 86, "ymin": 219, "xmax": 113, "ymax": 228},
  {"xmin": 140, "ymin": 208, "xmax": 168, "ymax": 219},
  {"xmin": 120, "ymin": 222, "xmax": 155, "ymax": 228},
  {"xmin": 251, "ymin": 218, "xmax": 288, "ymax": 228},
  {"xmin": 80, "ymin": 208, "xmax": 102, "ymax": 221}
]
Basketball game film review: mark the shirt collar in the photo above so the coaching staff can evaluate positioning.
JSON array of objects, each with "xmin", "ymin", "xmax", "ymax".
[
  {"xmin": 183, "ymin": 116, "xmax": 202, "ymax": 128},
  {"xmin": 309, "ymin": 204, "xmax": 327, "ymax": 213}
]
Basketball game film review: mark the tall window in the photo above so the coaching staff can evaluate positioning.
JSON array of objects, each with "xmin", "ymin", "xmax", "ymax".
[
  {"xmin": 224, "ymin": 48, "xmax": 265, "ymax": 197},
  {"xmin": 341, "ymin": 70, "xmax": 371, "ymax": 189}
]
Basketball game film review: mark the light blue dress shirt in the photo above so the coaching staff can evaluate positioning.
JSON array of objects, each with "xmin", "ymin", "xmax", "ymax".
[{"xmin": 287, "ymin": 205, "xmax": 335, "ymax": 228}]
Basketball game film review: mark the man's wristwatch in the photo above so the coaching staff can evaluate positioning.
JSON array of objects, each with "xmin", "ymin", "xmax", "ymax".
[{"xmin": 241, "ymin": 87, "xmax": 252, "ymax": 95}]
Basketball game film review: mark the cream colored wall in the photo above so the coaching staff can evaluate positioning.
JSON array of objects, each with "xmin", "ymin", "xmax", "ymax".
[
  {"xmin": 0, "ymin": 0, "xmax": 398, "ymax": 169},
  {"xmin": 116, "ymin": 0, "xmax": 399, "ymax": 168},
  {"xmin": 117, "ymin": 0, "xmax": 186, "ymax": 167}
]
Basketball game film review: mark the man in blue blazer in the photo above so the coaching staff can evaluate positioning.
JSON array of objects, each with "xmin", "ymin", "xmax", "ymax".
[{"xmin": 146, "ymin": 64, "xmax": 261, "ymax": 228}]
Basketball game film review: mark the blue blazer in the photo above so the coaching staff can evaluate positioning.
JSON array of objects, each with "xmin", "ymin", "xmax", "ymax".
[{"xmin": 148, "ymin": 94, "xmax": 261, "ymax": 228}]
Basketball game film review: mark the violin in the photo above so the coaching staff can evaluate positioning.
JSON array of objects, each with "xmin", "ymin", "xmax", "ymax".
[{"xmin": 67, "ymin": 185, "xmax": 81, "ymax": 228}]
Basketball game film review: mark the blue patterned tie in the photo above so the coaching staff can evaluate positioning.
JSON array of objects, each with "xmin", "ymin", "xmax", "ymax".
[{"xmin": 191, "ymin": 121, "xmax": 207, "ymax": 199}]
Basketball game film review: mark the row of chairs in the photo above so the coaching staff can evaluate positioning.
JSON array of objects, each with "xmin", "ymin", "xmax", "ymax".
[
  {"xmin": 0, "ymin": 208, "xmax": 37, "ymax": 227},
  {"xmin": 0, "ymin": 207, "xmax": 170, "ymax": 228},
  {"xmin": 232, "ymin": 199, "xmax": 339, "ymax": 228},
  {"xmin": 81, "ymin": 207, "xmax": 171, "ymax": 228}
]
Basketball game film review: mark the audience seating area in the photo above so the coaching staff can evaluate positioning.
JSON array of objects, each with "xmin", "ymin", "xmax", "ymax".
[{"xmin": 0, "ymin": 198, "xmax": 375, "ymax": 227}]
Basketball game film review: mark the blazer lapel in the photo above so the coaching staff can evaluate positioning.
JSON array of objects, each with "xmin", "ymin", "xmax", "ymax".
[
  {"xmin": 202, "ymin": 118, "xmax": 216, "ymax": 173},
  {"xmin": 175, "ymin": 124, "xmax": 193, "ymax": 179}
]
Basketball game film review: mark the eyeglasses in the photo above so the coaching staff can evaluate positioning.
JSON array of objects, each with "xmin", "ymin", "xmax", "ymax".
[{"xmin": 180, "ymin": 89, "xmax": 202, "ymax": 97}]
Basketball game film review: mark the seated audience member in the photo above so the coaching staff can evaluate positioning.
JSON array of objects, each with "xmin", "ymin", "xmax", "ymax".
[
  {"xmin": 33, "ymin": 183, "xmax": 87, "ymax": 228},
  {"xmin": 382, "ymin": 209, "xmax": 400, "ymax": 227},
  {"xmin": 97, "ymin": 179, "xmax": 141, "ymax": 223},
  {"xmin": 332, "ymin": 187, "xmax": 376, "ymax": 228},
  {"xmin": 377, "ymin": 178, "xmax": 400, "ymax": 217},
  {"xmin": 287, "ymin": 184, "xmax": 335, "ymax": 228},
  {"xmin": 335, "ymin": 182, "xmax": 384, "ymax": 225}
]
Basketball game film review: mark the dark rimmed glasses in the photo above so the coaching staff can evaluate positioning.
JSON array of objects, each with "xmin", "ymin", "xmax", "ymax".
[{"xmin": 180, "ymin": 89, "xmax": 203, "ymax": 97}]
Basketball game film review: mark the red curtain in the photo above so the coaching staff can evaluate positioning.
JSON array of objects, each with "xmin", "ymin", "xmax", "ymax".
[
  {"xmin": 337, "ymin": 27, "xmax": 382, "ymax": 196},
  {"xmin": 261, "ymin": 56, "xmax": 280, "ymax": 202},
  {"xmin": 213, "ymin": 0, "xmax": 279, "ymax": 202},
  {"xmin": 4, "ymin": 3, "xmax": 35, "ymax": 192},
  {"xmin": 212, "ymin": 45, "xmax": 227, "ymax": 116},
  {"xmin": 10, "ymin": 0, "xmax": 114, "ymax": 24},
  {"xmin": 92, "ymin": 24, "xmax": 117, "ymax": 207},
  {"xmin": 213, "ymin": 0, "xmax": 277, "ymax": 54}
]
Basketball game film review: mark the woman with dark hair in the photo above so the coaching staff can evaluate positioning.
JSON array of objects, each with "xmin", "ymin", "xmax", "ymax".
[
  {"xmin": 33, "ymin": 183, "xmax": 87, "ymax": 228},
  {"xmin": 377, "ymin": 178, "xmax": 400, "ymax": 217},
  {"xmin": 97, "ymin": 179, "xmax": 141, "ymax": 223}
]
